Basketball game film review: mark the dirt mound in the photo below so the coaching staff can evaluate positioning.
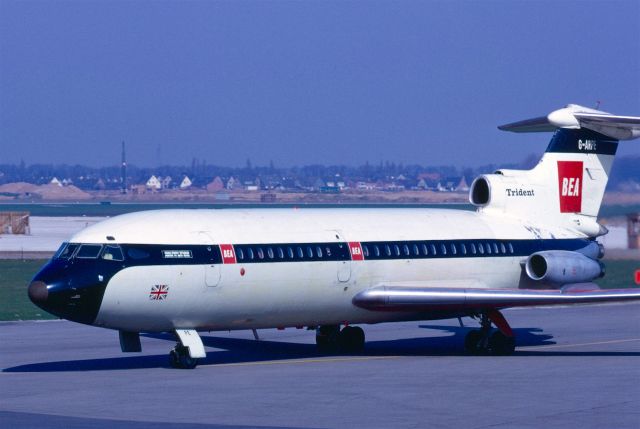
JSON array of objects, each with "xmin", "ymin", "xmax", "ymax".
[
  {"xmin": 0, "ymin": 182, "xmax": 92, "ymax": 200},
  {"xmin": 35, "ymin": 184, "xmax": 91, "ymax": 200},
  {"xmin": 0, "ymin": 182, "xmax": 41, "ymax": 194}
]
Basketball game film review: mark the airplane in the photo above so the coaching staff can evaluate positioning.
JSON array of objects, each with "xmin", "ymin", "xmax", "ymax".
[{"xmin": 28, "ymin": 104, "xmax": 640, "ymax": 369}]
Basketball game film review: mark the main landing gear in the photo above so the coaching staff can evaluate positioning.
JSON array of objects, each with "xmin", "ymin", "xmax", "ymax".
[
  {"xmin": 316, "ymin": 325, "xmax": 365, "ymax": 353},
  {"xmin": 464, "ymin": 309, "xmax": 516, "ymax": 356}
]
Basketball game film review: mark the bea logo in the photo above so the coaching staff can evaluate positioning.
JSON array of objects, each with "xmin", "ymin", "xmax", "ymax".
[
  {"xmin": 348, "ymin": 242, "xmax": 364, "ymax": 261},
  {"xmin": 557, "ymin": 161, "xmax": 583, "ymax": 213},
  {"xmin": 220, "ymin": 244, "xmax": 236, "ymax": 264}
]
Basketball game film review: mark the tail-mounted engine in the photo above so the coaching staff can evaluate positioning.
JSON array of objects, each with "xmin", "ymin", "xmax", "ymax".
[
  {"xmin": 469, "ymin": 170, "xmax": 605, "ymax": 237},
  {"xmin": 524, "ymin": 242, "xmax": 605, "ymax": 286},
  {"xmin": 470, "ymin": 170, "xmax": 541, "ymax": 213}
]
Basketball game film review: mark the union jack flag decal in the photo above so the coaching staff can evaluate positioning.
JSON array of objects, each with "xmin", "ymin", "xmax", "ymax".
[{"xmin": 149, "ymin": 284, "xmax": 169, "ymax": 300}]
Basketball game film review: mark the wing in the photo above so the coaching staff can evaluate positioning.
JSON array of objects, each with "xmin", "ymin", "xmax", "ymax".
[
  {"xmin": 352, "ymin": 284, "xmax": 640, "ymax": 312},
  {"xmin": 498, "ymin": 104, "xmax": 640, "ymax": 140}
]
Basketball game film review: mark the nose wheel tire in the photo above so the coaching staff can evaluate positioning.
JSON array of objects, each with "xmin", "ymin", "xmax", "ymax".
[{"xmin": 169, "ymin": 344, "xmax": 198, "ymax": 369}]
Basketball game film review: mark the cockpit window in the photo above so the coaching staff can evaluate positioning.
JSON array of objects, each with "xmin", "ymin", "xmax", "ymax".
[
  {"xmin": 102, "ymin": 245, "xmax": 124, "ymax": 261},
  {"xmin": 54, "ymin": 243, "xmax": 79, "ymax": 259},
  {"xmin": 76, "ymin": 244, "xmax": 103, "ymax": 259}
]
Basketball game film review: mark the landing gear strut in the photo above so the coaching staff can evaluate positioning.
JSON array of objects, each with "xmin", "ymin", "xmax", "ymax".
[
  {"xmin": 316, "ymin": 325, "xmax": 365, "ymax": 353},
  {"xmin": 464, "ymin": 309, "xmax": 516, "ymax": 356}
]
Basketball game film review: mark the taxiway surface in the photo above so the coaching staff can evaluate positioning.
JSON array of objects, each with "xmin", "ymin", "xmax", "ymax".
[{"xmin": 1, "ymin": 303, "xmax": 639, "ymax": 429}]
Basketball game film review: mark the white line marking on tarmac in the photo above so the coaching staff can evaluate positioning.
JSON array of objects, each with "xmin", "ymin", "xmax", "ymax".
[
  {"xmin": 199, "ymin": 355, "xmax": 403, "ymax": 368},
  {"xmin": 524, "ymin": 338, "xmax": 640, "ymax": 351}
]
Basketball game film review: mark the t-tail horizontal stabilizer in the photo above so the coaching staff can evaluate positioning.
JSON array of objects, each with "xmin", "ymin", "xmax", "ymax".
[{"xmin": 498, "ymin": 104, "xmax": 640, "ymax": 140}]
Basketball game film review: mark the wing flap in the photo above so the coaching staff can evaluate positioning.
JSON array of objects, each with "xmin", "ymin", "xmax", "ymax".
[{"xmin": 352, "ymin": 285, "xmax": 640, "ymax": 312}]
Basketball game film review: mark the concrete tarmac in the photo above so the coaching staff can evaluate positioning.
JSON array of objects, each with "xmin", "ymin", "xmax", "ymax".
[{"xmin": 1, "ymin": 303, "xmax": 640, "ymax": 429}]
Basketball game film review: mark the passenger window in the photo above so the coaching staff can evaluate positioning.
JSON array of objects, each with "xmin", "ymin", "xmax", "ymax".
[
  {"xmin": 440, "ymin": 243, "xmax": 447, "ymax": 255},
  {"xmin": 257, "ymin": 247, "xmax": 264, "ymax": 259},
  {"xmin": 102, "ymin": 245, "xmax": 124, "ymax": 261},
  {"xmin": 76, "ymin": 244, "xmax": 103, "ymax": 259},
  {"xmin": 237, "ymin": 248, "xmax": 244, "ymax": 260},
  {"xmin": 325, "ymin": 246, "xmax": 332, "ymax": 257},
  {"xmin": 403, "ymin": 244, "xmax": 410, "ymax": 256},
  {"xmin": 315, "ymin": 246, "xmax": 322, "ymax": 258},
  {"xmin": 127, "ymin": 247, "xmax": 150, "ymax": 260},
  {"xmin": 451, "ymin": 244, "xmax": 457, "ymax": 255},
  {"xmin": 486, "ymin": 243, "xmax": 492, "ymax": 254},
  {"xmin": 508, "ymin": 243, "xmax": 514, "ymax": 254},
  {"xmin": 267, "ymin": 247, "xmax": 274, "ymax": 259},
  {"xmin": 385, "ymin": 245, "xmax": 391, "ymax": 256},
  {"xmin": 461, "ymin": 243, "xmax": 467, "ymax": 255},
  {"xmin": 430, "ymin": 244, "xmax": 437, "ymax": 255},
  {"xmin": 297, "ymin": 247, "xmax": 304, "ymax": 259},
  {"xmin": 470, "ymin": 243, "xmax": 477, "ymax": 254},
  {"xmin": 277, "ymin": 247, "xmax": 284, "ymax": 259},
  {"xmin": 393, "ymin": 244, "xmax": 400, "ymax": 257},
  {"xmin": 478, "ymin": 243, "xmax": 484, "ymax": 255},
  {"xmin": 422, "ymin": 244, "xmax": 429, "ymax": 256},
  {"xmin": 363, "ymin": 245, "xmax": 370, "ymax": 258},
  {"xmin": 287, "ymin": 247, "xmax": 294, "ymax": 259},
  {"xmin": 307, "ymin": 247, "xmax": 314, "ymax": 258},
  {"xmin": 500, "ymin": 243, "xmax": 506, "ymax": 254},
  {"xmin": 493, "ymin": 243, "xmax": 499, "ymax": 254},
  {"xmin": 413, "ymin": 244, "xmax": 420, "ymax": 256},
  {"xmin": 374, "ymin": 245, "xmax": 380, "ymax": 257}
]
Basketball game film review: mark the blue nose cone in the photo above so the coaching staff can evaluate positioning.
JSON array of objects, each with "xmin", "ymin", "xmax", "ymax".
[{"xmin": 28, "ymin": 262, "xmax": 111, "ymax": 325}]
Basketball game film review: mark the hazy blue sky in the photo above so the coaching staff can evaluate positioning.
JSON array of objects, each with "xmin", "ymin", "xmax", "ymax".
[{"xmin": 1, "ymin": 0, "xmax": 639, "ymax": 168}]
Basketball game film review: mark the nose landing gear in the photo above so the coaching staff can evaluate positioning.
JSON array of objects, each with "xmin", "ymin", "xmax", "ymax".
[
  {"xmin": 169, "ymin": 329, "xmax": 207, "ymax": 369},
  {"xmin": 464, "ymin": 309, "xmax": 516, "ymax": 356},
  {"xmin": 169, "ymin": 344, "xmax": 199, "ymax": 369}
]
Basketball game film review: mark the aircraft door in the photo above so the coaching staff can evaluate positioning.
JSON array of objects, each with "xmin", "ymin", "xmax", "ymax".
[
  {"xmin": 197, "ymin": 232, "xmax": 221, "ymax": 287},
  {"xmin": 332, "ymin": 231, "xmax": 351, "ymax": 283}
]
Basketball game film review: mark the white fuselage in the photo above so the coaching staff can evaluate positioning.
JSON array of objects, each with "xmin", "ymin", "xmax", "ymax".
[{"xmin": 65, "ymin": 208, "xmax": 585, "ymax": 332}]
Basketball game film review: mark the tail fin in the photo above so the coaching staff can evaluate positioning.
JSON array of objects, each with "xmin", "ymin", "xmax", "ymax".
[{"xmin": 470, "ymin": 104, "xmax": 640, "ymax": 236}]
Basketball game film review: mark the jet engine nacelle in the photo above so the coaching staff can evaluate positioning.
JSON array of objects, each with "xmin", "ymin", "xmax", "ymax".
[
  {"xmin": 525, "ymin": 250, "xmax": 604, "ymax": 285},
  {"xmin": 469, "ymin": 172, "xmax": 541, "ymax": 214}
]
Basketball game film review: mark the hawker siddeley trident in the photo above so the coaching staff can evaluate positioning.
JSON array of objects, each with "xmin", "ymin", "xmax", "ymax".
[{"xmin": 28, "ymin": 104, "xmax": 640, "ymax": 368}]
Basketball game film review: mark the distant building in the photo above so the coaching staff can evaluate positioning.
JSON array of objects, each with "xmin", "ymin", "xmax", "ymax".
[
  {"xmin": 50, "ymin": 177, "xmax": 62, "ymax": 187},
  {"xmin": 94, "ymin": 178, "xmax": 106, "ymax": 190},
  {"xmin": 179, "ymin": 176, "xmax": 192, "ymax": 190},
  {"xmin": 207, "ymin": 177, "xmax": 224, "ymax": 193},
  {"xmin": 455, "ymin": 176, "xmax": 470, "ymax": 192},
  {"xmin": 161, "ymin": 176, "xmax": 172, "ymax": 189},
  {"xmin": 226, "ymin": 177, "xmax": 237, "ymax": 190},
  {"xmin": 146, "ymin": 175, "xmax": 162, "ymax": 190}
]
